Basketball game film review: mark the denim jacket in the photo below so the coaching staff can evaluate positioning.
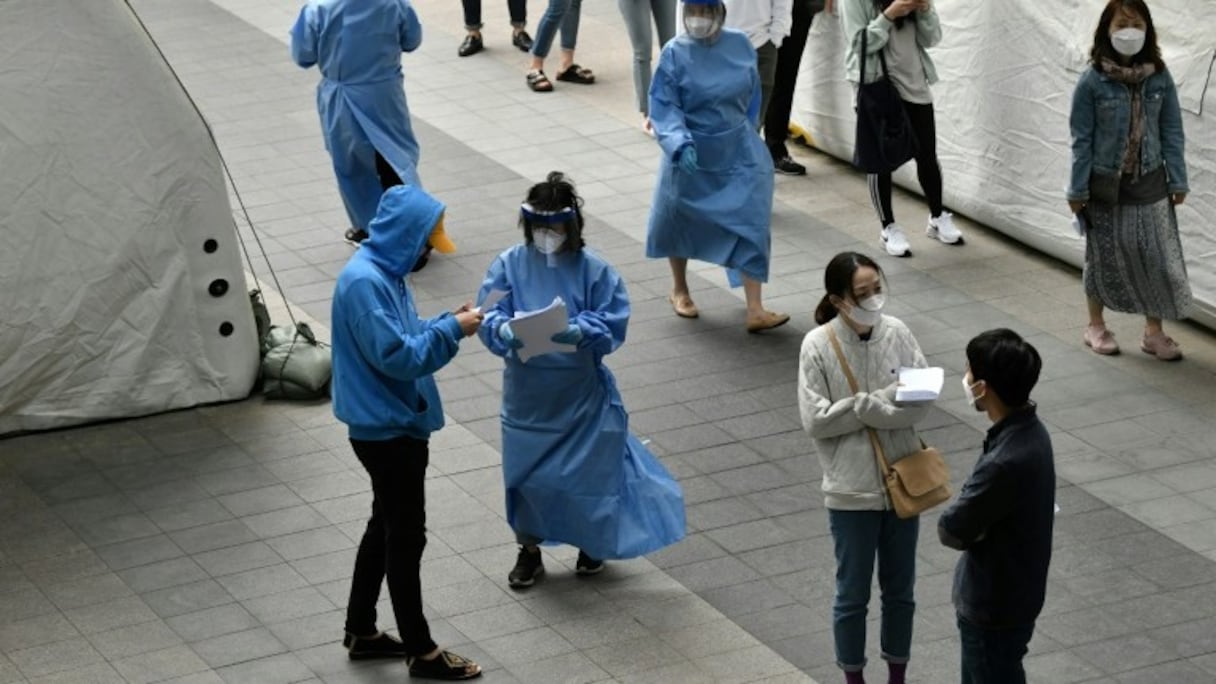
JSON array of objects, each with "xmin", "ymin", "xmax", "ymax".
[{"xmin": 1067, "ymin": 66, "xmax": 1188, "ymax": 201}]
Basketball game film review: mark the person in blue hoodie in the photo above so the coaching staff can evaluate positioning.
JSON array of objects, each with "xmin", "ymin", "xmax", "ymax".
[
  {"xmin": 331, "ymin": 185, "xmax": 484, "ymax": 680},
  {"xmin": 291, "ymin": 0, "xmax": 425, "ymax": 247},
  {"xmin": 477, "ymin": 172, "xmax": 686, "ymax": 590}
]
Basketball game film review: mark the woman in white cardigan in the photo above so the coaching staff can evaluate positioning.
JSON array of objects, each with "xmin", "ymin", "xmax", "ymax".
[{"xmin": 798, "ymin": 251, "xmax": 931, "ymax": 684}]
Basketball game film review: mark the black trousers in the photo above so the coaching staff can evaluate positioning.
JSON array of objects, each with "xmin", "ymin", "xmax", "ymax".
[
  {"xmin": 375, "ymin": 152, "xmax": 402, "ymax": 192},
  {"xmin": 868, "ymin": 99, "xmax": 945, "ymax": 226},
  {"xmin": 344, "ymin": 435, "xmax": 437, "ymax": 657},
  {"xmin": 462, "ymin": 0, "xmax": 527, "ymax": 29},
  {"xmin": 763, "ymin": 0, "xmax": 819, "ymax": 160}
]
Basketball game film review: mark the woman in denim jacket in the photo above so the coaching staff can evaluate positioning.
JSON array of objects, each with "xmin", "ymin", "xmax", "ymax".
[{"xmin": 1068, "ymin": 0, "xmax": 1191, "ymax": 360}]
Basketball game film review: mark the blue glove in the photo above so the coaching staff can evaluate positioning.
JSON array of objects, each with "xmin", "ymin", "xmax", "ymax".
[
  {"xmin": 550, "ymin": 323, "xmax": 583, "ymax": 345},
  {"xmin": 498, "ymin": 321, "xmax": 523, "ymax": 350},
  {"xmin": 677, "ymin": 145, "xmax": 698, "ymax": 173}
]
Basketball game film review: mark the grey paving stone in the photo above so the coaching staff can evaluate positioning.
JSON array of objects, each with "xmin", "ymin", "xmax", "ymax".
[
  {"xmin": 165, "ymin": 603, "xmax": 262, "ymax": 644},
  {"xmin": 94, "ymin": 535, "xmax": 185, "ymax": 572},
  {"xmin": 25, "ymin": 661, "xmax": 126, "ymax": 684},
  {"xmin": 7, "ymin": 636, "xmax": 104, "ymax": 679},
  {"xmin": 1073, "ymin": 633, "xmax": 1178, "ymax": 675},
  {"xmin": 127, "ymin": 479, "xmax": 214, "ymax": 513},
  {"xmin": 142, "ymin": 579, "xmax": 235, "ymax": 619},
  {"xmin": 215, "ymin": 564, "xmax": 309, "ymax": 602},
  {"xmin": 43, "ymin": 573, "xmax": 133, "ymax": 610},
  {"xmin": 193, "ymin": 541, "xmax": 284, "ymax": 578},
  {"xmin": 505, "ymin": 650, "xmax": 611, "ymax": 684},
  {"xmin": 146, "ymin": 499, "xmax": 235, "ymax": 534},
  {"xmin": 710, "ymin": 462, "xmax": 806, "ymax": 497},
  {"xmin": 170, "ymin": 520, "xmax": 259, "ymax": 555},
  {"xmin": 191, "ymin": 627, "xmax": 287, "ymax": 669},
  {"xmin": 685, "ymin": 497, "xmax": 768, "ymax": 532},
  {"xmin": 264, "ymin": 609, "xmax": 342, "ymax": 651},
  {"xmin": 50, "ymin": 494, "xmax": 139, "ymax": 527},
  {"xmin": 240, "ymin": 585, "xmax": 333, "ymax": 625},
  {"xmin": 666, "ymin": 555, "xmax": 761, "ymax": 593},
  {"xmin": 87, "ymin": 619, "xmax": 182, "ymax": 660},
  {"xmin": 1115, "ymin": 660, "xmax": 1216, "ymax": 684},
  {"xmin": 118, "ymin": 557, "xmax": 210, "ymax": 594},
  {"xmin": 214, "ymin": 652, "xmax": 315, "ymax": 684},
  {"xmin": 72, "ymin": 513, "xmax": 162, "ymax": 548},
  {"xmin": 0, "ymin": 612, "xmax": 80, "ymax": 654},
  {"xmin": 287, "ymin": 470, "xmax": 368, "ymax": 504}
]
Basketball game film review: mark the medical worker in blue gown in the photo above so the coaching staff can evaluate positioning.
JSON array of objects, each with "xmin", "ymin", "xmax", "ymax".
[
  {"xmin": 291, "ymin": 0, "xmax": 427, "ymax": 250},
  {"xmin": 477, "ymin": 172, "xmax": 686, "ymax": 589},
  {"xmin": 646, "ymin": 0, "xmax": 790, "ymax": 333}
]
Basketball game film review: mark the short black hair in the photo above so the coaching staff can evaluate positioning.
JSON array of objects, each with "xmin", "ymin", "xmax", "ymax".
[{"xmin": 965, "ymin": 329, "xmax": 1042, "ymax": 408}]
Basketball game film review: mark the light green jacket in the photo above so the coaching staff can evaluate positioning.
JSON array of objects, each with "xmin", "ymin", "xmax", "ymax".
[{"xmin": 840, "ymin": 0, "xmax": 941, "ymax": 85}]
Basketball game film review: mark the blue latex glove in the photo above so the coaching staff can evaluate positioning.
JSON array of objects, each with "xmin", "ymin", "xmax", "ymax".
[
  {"xmin": 550, "ymin": 323, "xmax": 582, "ymax": 345},
  {"xmin": 677, "ymin": 145, "xmax": 698, "ymax": 173},
  {"xmin": 498, "ymin": 321, "xmax": 523, "ymax": 350}
]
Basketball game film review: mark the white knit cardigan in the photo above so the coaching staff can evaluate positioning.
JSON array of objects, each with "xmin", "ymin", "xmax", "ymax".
[{"xmin": 798, "ymin": 315, "xmax": 932, "ymax": 511}]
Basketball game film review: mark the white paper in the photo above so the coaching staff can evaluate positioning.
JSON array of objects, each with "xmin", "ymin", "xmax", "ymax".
[
  {"xmin": 512, "ymin": 296, "xmax": 576, "ymax": 363},
  {"xmin": 476, "ymin": 288, "xmax": 508, "ymax": 313},
  {"xmin": 895, "ymin": 367, "xmax": 945, "ymax": 403}
]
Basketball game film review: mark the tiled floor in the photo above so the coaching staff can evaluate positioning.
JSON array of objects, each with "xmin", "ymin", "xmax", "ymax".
[{"xmin": 3, "ymin": 0, "xmax": 1216, "ymax": 682}]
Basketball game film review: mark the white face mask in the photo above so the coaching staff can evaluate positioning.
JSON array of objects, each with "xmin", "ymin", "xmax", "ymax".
[
  {"xmin": 533, "ymin": 228, "xmax": 566, "ymax": 255},
  {"xmin": 1111, "ymin": 27, "xmax": 1146, "ymax": 57},
  {"xmin": 962, "ymin": 375, "xmax": 985, "ymax": 411},
  {"xmin": 685, "ymin": 17, "xmax": 716, "ymax": 39},
  {"xmin": 844, "ymin": 293, "xmax": 885, "ymax": 327}
]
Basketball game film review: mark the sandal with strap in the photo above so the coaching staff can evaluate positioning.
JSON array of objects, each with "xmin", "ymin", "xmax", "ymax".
[
  {"xmin": 408, "ymin": 650, "xmax": 482, "ymax": 680},
  {"xmin": 526, "ymin": 70, "xmax": 553, "ymax": 92},
  {"xmin": 556, "ymin": 64, "xmax": 595, "ymax": 84}
]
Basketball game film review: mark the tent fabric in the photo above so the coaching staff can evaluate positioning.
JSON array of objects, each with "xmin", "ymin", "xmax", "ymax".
[
  {"xmin": 0, "ymin": 0, "xmax": 259, "ymax": 435},
  {"xmin": 793, "ymin": 0, "xmax": 1216, "ymax": 328}
]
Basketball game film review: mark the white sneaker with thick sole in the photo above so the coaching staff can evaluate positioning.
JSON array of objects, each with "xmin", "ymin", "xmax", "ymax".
[
  {"xmin": 881, "ymin": 223, "xmax": 912, "ymax": 257},
  {"xmin": 926, "ymin": 211, "xmax": 964, "ymax": 244}
]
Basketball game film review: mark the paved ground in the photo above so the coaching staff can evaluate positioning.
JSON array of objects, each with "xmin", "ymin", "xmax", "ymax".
[{"xmin": 3, "ymin": 0, "xmax": 1216, "ymax": 682}]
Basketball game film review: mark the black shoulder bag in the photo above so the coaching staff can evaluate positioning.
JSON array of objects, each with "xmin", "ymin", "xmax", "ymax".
[{"xmin": 852, "ymin": 27, "xmax": 918, "ymax": 174}]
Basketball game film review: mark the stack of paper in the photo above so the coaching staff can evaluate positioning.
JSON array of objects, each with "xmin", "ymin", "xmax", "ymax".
[
  {"xmin": 511, "ymin": 297, "xmax": 576, "ymax": 363},
  {"xmin": 895, "ymin": 367, "xmax": 944, "ymax": 403}
]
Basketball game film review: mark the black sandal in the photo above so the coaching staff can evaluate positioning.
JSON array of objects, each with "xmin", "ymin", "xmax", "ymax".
[
  {"xmin": 408, "ymin": 650, "xmax": 482, "ymax": 680},
  {"xmin": 556, "ymin": 64, "xmax": 595, "ymax": 84},
  {"xmin": 526, "ymin": 70, "xmax": 553, "ymax": 92}
]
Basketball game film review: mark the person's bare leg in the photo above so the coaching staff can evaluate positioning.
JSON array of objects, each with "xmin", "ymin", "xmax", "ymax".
[
  {"xmin": 668, "ymin": 258, "xmax": 698, "ymax": 317},
  {"xmin": 1145, "ymin": 316, "xmax": 1163, "ymax": 337},
  {"xmin": 530, "ymin": 55, "xmax": 544, "ymax": 72},
  {"xmin": 1087, "ymin": 297, "xmax": 1106, "ymax": 328},
  {"xmin": 744, "ymin": 276, "xmax": 789, "ymax": 331},
  {"xmin": 558, "ymin": 48, "xmax": 575, "ymax": 74}
]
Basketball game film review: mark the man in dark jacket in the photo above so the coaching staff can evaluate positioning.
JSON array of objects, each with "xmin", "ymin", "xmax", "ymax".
[
  {"xmin": 331, "ymin": 185, "xmax": 484, "ymax": 680},
  {"xmin": 939, "ymin": 328, "xmax": 1053, "ymax": 684}
]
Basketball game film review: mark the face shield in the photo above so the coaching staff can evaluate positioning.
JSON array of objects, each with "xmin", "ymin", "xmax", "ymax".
[
  {"xmin": 683, "ymin": 0, "xmax": 725, "ymax": 41},
  {"xmin": 520, "ymin": 202, "xmax": 580, "ymax": 266}
]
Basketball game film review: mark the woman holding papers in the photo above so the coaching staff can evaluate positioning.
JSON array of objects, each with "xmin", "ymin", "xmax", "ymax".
[
  {"xmin": 477, "ymin": 172, "xmax": 685, "ymax": 589},
  {"xmin": 797, "ymin": 251, "xmax": 932, "ymax": 684}
]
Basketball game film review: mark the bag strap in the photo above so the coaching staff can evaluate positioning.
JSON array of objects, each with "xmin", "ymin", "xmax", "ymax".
[
  {"xmin": 825, "ymin": 325, "xmax": 893, "ymax": 476},
  {"xmin": 858, "ymin": 23, "xmax": 892, "ymax": 86}
]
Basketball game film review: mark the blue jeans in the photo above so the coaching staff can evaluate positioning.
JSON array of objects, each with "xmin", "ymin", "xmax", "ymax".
[
  {"xmin": 616, "ymin": 0, "xmax": 676, "ymax": 114},
  {"xmin": 829, "ymin": 509, "xmax": 919, "ymax": 671},
  {"xmin": 531, "ymin": 0, "xmax": 581, "ymax": 59},
  {"xmin": 958, "ymin": 615, "xmax": 1035, "ymax": 684}
]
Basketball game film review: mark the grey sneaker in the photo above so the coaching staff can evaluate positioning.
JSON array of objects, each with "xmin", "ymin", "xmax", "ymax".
[
  {"xmin": 508, "ymin": 546, "xmax": 544, "ymax": 588},
  {"xmin": 880, "ymin": 223, "xmax": 911, "ymax": 257}
]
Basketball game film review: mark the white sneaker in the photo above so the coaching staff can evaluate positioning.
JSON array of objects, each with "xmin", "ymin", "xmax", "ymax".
[
  {"xmin": 926, "ymin": 211, "xmax": 964, "ymax": 245},
  {"xmin": 881, "ymin": 223, "xmax": 912, "ymax": 257}
]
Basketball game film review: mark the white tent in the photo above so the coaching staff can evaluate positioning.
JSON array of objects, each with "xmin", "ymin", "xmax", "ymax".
[
  {"xmin": 0, "ymin": 0, "xmax": 259, "ymax": 435},
  {"xmin": 794, "ymin": 0, "xmax": 1216, "ymax": 328}
]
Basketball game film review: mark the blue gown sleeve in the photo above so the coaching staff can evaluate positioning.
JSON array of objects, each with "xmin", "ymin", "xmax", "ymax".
[
  {"xmin": 289, "ymin": 4, "xmax": 319, "ymax": 68},
  {"xmin": 398, "ymin": 0, "xmax": 423, "ymax": 52},
  {"xmin": 747, "ymin": 67, "xmax": 762, "ymax": 128},
  {"xmin": 348, "ymin": 284, "xmax": 462, "ymax": 382},
  {"xmin": 572, "ymin": 261, "xmax": 629, "ymax": 357},
  {"xmin": 648, "ymin": 46, "xmax": 694, "ymax": 161},
  {"xmin": 476, "ymin": 256, "xmax": 517, "ymax": 358}
]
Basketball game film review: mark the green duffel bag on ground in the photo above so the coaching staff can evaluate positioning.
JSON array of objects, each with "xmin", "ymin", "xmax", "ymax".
[{"xmin": 261, "ymin": 321, "xmax": 331, "ymax": 400}]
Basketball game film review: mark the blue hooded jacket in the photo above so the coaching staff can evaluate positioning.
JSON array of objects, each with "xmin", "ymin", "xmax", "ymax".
[{"xmin": 331, "ymin": 186, "xmax": 463, "ymax": 441}]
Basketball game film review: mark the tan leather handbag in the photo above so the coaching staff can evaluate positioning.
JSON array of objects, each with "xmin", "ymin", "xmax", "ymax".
[{"xmin": 826, "ymin": 326, "xmax": 951, "ymax": 519}]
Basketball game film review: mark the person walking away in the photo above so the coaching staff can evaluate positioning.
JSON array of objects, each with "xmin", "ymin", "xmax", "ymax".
[
  {"xmin": 1068, "ymin": 0, "xmax": 1191, "ymax": 360},
  {"xmin": 291, "ymin": 0, "xmax": 426, "ymax": 246},
  {"xmin": 647, "ymin": 0, "xmax": 789, "ymax": 332},
  {"xmin": 331, "ymin": 185, "xmax": 484, "ymax": 680},
  {"xmin": 798, "ymin": 251, "xmax": 932, "ymax": 684},
  {"xmin": 939, "ymin": 328, "xmax": 1053, "ymax": 684},
  {"xmin": 839, "ymin": 0, "xmax": 964, "ymax": 256},
  {"xmin": 477, "ymin": 172, "xmax": 685, "ymax": 588}
]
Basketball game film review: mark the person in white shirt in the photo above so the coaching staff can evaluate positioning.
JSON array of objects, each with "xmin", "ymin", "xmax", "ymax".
[{"xmin": 723, "ymin": 0, "xmax": 793, "ymax": 126}]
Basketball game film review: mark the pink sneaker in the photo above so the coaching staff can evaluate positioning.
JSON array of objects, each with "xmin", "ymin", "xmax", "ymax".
[
  {"xmin": 1141, "ymin": 331, "xmax": 1182, "ymax": 361},
  {"xmin": 1083, "ymin": 325, "xmax": 1119, "ymax": 355}
]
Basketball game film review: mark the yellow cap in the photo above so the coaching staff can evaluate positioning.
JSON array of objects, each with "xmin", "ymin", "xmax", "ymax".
[{"xmin": 428, "ymin": 214, "xmax": 456, "ymax": 254}]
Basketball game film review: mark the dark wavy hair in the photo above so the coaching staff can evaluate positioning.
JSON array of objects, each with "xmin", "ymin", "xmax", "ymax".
[
  {"xmin": 814, "ymin": 251, "xmax": 883, "ymax": 325},
  {"xmin": 520, "ymin": 171, "xmax": 586, "ymax": 252},
  {"xmin": 1090, "ymin": 0, "xmax": 1166, "ymax": 71}
]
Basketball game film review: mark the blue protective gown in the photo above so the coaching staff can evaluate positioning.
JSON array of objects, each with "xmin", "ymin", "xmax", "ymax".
[
  {"xmin": 291, "ymin": 0, "xmax": 424, "ymax": 233},
  {"xmin": 646, "ymin": 29, "xmax": 774, "ymax": 287},
  {"xmin": 477, "ymin": 245, "xmax": 686, "ymax": 560}
]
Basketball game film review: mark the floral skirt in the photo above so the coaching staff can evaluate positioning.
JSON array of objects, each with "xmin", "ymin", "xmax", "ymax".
[{"xmin": 1083, "ymin": 198, "xmax": 1192, "ymax": 320}]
